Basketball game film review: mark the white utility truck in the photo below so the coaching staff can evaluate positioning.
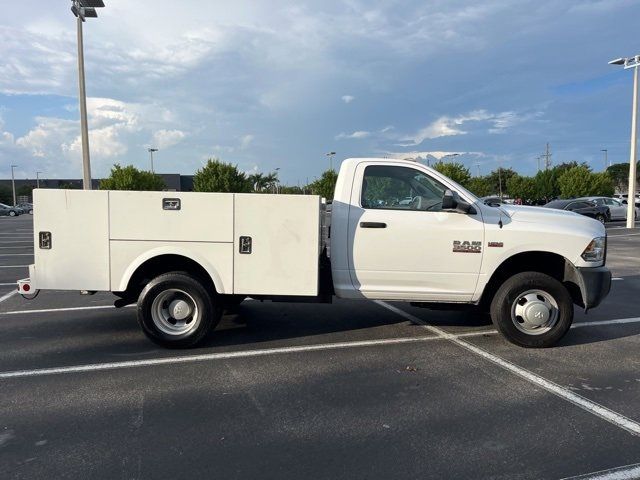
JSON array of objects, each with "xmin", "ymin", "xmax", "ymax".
[{"xmin": 17, "ymin": 158, "xmax": 611, "ymax": 348}]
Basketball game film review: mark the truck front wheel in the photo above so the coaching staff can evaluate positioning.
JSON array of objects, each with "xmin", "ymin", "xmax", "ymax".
[
  {"xmin": 490, "ymin": 272, "xmax": 573, "ymax": 348},
  {"xmin": 137, "ymin": 272, "xmax": 222, "ymax": 348}
]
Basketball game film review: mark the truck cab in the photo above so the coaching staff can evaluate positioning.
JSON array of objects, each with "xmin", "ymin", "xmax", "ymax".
[{"xmin": 17, "ymin": 158, "xmax": 611, "ymax": 349}]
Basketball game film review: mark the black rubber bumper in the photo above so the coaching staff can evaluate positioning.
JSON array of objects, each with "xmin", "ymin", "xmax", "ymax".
[{"xmin": 576, "ymin": 266, "xmax": 612, "ymax": 310}]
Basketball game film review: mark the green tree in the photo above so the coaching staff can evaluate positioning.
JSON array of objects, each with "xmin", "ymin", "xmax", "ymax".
[
  {"xmin": 308, "ymin": 169, "xmax": 338, "ymax": 200},
  {"xmin": 487, "ymin": 167, "xmax": 517, "ymax": 197},
  {"xmin": 193, "ymin": 159, "xmax": 252, "ymax": 193},
  {"xmin": 17, "ymin": 185, "xmax": 36, "ymax": 198},
  {"xmin": 466, "ymin": 177, "xmax": 493, "ymax": 197},
  {"xmin": 247, "ymin": 171, "xmax": 279, "ymax": 192},
  {"xmin": 506, "ymin": 175, "xmax": 537, "ymax": 201},
  {"xmin": 588, "ymin": 172, "xmax": 615, "ymax": 197},
  {"xmin": 606, "ymin": 162, "xmax": 640, "ymax": 192},
  {"xmin": 533, "ymin": 169, "xmax": 559, "ymax": 201},
  {"xmin": 432, "ymin": 161, "xmax": 471, "ymax": 187},
  {"xmin": 556, "ymin": 165, "xmax": 615, "ymax": 198},
  {"xmin": 279, "ymin": 185, "xmax": 304, "ymax": 195},
  {"xmin": 59, "ymin": 182, "xmax": 81, "ymax": 189},
  {"xmin": 100, "ymin": 164, "xmax": 166, "ymax": 191},
  {"xmin": 0, "ymin": 185, "xmax": 12, "ymax": 204}
]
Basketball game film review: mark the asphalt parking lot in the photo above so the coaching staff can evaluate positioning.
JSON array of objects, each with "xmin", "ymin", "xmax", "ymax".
[{"xmin": 1, "ymin": 215, "xmax": 639, "ymax": 479}]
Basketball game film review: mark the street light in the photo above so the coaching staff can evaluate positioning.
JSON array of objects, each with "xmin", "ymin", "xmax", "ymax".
[
  {"xmin": 10, "ymin": 165, "xmax": 17, "ymax": 206},
  {"xmin": 326, "ymin": 151, "xmax": 336, "ymax": 171},
  {"xmin": 148, "ymin": 148, "xmax": 158, "ymax": 173},
  {"xmin": 609, "ymin": 54, "xmax": 640, "ymax": 228},
  {"xmin": 601, "ymin": 149, "xmax": 608, "ymax": 170},
  {"xmin": 71, "ymin": 0, "xmax": 105, "ymax": 190},
  {"xmin": 274, "ymin": 167, "xmax": 281, "ymax": 194},
  {"xmin": 36, "ymin": 171, "xmax": 42, "ymax": 189}
]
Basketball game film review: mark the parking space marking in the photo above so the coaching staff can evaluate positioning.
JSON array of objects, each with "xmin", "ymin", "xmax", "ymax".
[
  {"xmin": 0, "ymin": 304, "xmax": 128, "ymax": 315},
  {"xmin": 0, "ymin": 265, "xmax": 28, "ymax": 268},
  {"xmin": 572, "ymin": 317, "xmax": 640, "ymax": 328},
  {"xmin": 0, "ymin": 290, "xmax": 18, "ymax": 304},
  {"xmin": 0, "ymin": 254, "xmax": 32, "ymax": 256},
  {"xmin": 561, "ymin": 462, "xmax": 640, "ymax": 479},
  {"xmin": 376, "ymin": 301, "xmax": 640, "ymax": 436},
  {"xmin": 0, "ymin": 335, "xmax": 448, "ymax": 380}
]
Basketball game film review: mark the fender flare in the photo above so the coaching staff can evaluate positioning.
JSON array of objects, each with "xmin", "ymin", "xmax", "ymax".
[{"xmin": 116, "ymin": 246, "xmax": 227, "ymax": 294}]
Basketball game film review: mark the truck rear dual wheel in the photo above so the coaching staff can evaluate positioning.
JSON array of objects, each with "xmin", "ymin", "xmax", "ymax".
[
  {"xmin": 490, "ymin": 272, "xmax": 573, "ymax": 348},
  {"xmin": 137, "ymin": 272, "xmax": 222, "ymax": 348}
]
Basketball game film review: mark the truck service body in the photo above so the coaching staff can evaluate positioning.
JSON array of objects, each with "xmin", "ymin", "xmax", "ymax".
[{"xmin": 18, "ymin": 158, "xmax": 611, "ymax": 348}]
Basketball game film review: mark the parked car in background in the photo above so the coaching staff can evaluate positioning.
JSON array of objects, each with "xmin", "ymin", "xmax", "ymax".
[
  {"xmin": 0, "ymin": 203, "xmax": 21, "ymax": 217},
  {"xmin": 15, "ymin": 203, "xmax": 33, "ymax": 214},
  {"xmin": 481, "ymin": 196, "xmax": 503, "ymax": 206},
  {"xmin": 578, "ymin": 197, "xmax": 639, "ymax": 221},
  {"xmin": 614, "ymin": 194, "xmax": 640, "ymax": 207},
  {"xmin": 543, "ymin": 199, "xmax": 610, "ymax": 224}
]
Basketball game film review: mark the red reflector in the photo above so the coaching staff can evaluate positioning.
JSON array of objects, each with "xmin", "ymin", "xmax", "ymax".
[{"xmin": 23, "ymin": 284, "xmax": 30, "ymax": 292}]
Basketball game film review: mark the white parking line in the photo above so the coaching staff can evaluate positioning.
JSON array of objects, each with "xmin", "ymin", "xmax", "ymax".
[
  {"xmin": 0, "ymin": 304, "xmax": 131, "ymax": 315},
  {"xmin": 572, "ymin": 317, "xmax": 640, "ymax": 328},
  {"xmin": 608, "ymin": 233, "xmax": 640, "ymax": 237},
  {"xmin": 0, "ymin": 335, "xmax": 447, "ymax": 379},
  {"xmin": 0, "ymin": 254, "xmax": 32, "ymax": 256},
  {"xmin": 0, "ymin": 241, "xmax": 33, "ymax": 244},
  {"xmin": 0, "ymin": 265, "xmax": 28, "ymax": 268},
  {"xmin": 561, "ymin": 462, "xmax": 640, "ymax": 479},
  {"xmin": 0, "ymin": 290, "xmax": 18, "ymax": 304},
  {"xmin": 376, "ymin": 301, "xmax": 640, "ymax": 436}
]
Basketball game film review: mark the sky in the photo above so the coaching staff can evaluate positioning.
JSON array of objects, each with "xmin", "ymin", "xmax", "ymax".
[{"xmin": 0, "ymin": 0, "xmax": 639, "ymax": 185}]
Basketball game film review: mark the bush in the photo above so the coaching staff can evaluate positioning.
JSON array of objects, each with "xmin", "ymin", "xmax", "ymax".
[
  {"xmin": 100, "ymin": 164, "xmax": 166, "ymax": 191},
  {"xmin": 193, "ymin": 159, "xmax": 252, "ymax": 193}
]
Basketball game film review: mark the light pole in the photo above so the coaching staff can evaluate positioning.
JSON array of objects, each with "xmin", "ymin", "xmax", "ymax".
[
  {"xmin": 601, "ymin": 149, "xmax": 608, "ymax": 170},
  {"xmin": 36, "ymin": 171, "xmax": 42, "ymax": 189},
  {"xmin": 148, "ymin": 148, "xmax": 158, "ymax": 173},
  {"xmin": 609, "ymin": 55, "xmax": 639, "ymax": 228},
  {"xmin": 274, "ymin": 167, "xmax": 281, "ymax": 194},
  {"xmin": 71, "ymin": 0, "xmax": 105, "ymax": 190},
  {"xmin": 326, "ymin": 151, "xmax": 336, "ymax": 171},
  {"xmin": 10, "ymin": 165, "xmax": 17, "ymax": 206}
]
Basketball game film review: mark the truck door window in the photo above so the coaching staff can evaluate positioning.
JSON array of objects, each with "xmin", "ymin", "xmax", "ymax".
[{"xmin": 361, "ymin": 165, "xmax": 447, "ymax": 211}]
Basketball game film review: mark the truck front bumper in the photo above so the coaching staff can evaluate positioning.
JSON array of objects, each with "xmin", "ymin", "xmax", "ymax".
[{"xmin": 576, "ymin": 266, "xmax": 611, "ymax": 310}]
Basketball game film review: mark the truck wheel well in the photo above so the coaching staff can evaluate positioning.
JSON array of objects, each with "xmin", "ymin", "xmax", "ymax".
[
  {"xmin": 122, "ymin": 254, "xmax": 216, "ymax": 300},
  {"xmin": 480, "ymin": 251, "xmax": 582, "ymax": 310}
]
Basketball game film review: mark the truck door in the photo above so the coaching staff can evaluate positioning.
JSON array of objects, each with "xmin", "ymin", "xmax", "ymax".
[{"xmin": 347, "ymin": 162, "xmax": 484, "ymax": 301}]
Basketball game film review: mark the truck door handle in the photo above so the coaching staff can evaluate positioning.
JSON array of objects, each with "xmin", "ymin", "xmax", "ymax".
[{"xmin": 360, "ymin": 222, "xmax": 387, "ymax": 228}]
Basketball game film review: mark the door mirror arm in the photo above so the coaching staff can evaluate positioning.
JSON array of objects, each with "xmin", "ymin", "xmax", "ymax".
[{"xmin": 442, "ymin": 189, "xmax": 476, "ymax": 214}]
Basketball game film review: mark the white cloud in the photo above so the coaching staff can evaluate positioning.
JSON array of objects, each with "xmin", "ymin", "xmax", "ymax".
[
  {"xmin": 152, "ymin": 129, "xmax": 186, "ymax": 149},
  {"xmin": 341, "ymin": 95, "xmax": 355, "ymax": 104},
  {"xmin": 385, "ymin": 151, "xmax": 486, "ymax": 161},
  {"xmin": 399, "ymin": 110, "xmax": 536, "ymax": 146},
  {"xmin": 336, "ymin": 130, "xmax": 370, "ymax": 140},
  {"xmin": 240, "ymin": 134, "xmax": 254, "ymax": 149}
]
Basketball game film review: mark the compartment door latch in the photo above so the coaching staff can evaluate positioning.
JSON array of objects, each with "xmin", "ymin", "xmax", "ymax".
[{"xmin": 239, "ymin": 236, "xmax": 252, "ymax": 254}]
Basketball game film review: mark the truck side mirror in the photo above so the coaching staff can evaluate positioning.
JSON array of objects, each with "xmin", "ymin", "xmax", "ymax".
[
  {"xmin": 443, "ymin": 189, "xmax": 475, "ymax": 214},
  {"xmin": 442, "ymin": 190, "xmax": 457, "ymax": 210}
]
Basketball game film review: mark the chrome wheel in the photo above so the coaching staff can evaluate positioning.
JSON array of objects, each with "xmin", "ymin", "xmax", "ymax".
[
  {"xmin": 510, "ymin": 289, "xmax": 559, "ymax": 335},
  {"xmin": 150, "ymin": 288, "xmax": 200, "ymax": 336}
]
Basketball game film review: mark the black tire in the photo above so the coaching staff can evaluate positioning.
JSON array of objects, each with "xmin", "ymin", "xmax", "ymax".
[
  {"xmin": 8, "ymin": 210, "xmax": 15, "ymax": 217},
  {"xmin": 490, "ymin": 271, "xmax": 573, "ymax": 348},
  {"xmin": 137, "ymin": 272, "xmax": 221, "ymax": 348},
  {"xmin": 595, "ymin": 214, "xmax": 605, "ymax": 224}
]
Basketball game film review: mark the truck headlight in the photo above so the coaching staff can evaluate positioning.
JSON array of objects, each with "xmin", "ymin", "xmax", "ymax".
[{"xmin": 581, "ymin": 237, "xmax": 606, "ymax": 262}]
